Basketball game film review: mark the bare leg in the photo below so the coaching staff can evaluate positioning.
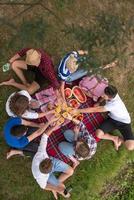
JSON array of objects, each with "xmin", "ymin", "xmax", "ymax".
[
  {"xmin": 11, "ymin": 60, "xmax": 28, "ymax": 84},
  {"xmin": 7, "ymin": 149, "xmax": 24, "ymax": 159},
  {"xmin": 58, "ymin": 167, "xmax": 74, "ymax": 183},
  {"xmin": 0, "ymin": 79, "xmax": 40, "ymax": 95},
  {"xmin": 52, "ymin": 190, "xmax": 58, "ymax": 199},
  {"xmin": 96, "ymin": 129, "xmax": 122, "ymax": 150}
]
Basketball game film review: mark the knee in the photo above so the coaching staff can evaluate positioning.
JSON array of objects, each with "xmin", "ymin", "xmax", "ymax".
[
  {"xmin": 66, "ymin": 167, "xmax": 74, "ymax": 176},
  {"xmin": 96, "ymin": 129, "xmax": 104, "ymax": 138},
  {"xmin": 11, "ymin": 60, "xmax": 19, "ymax": 70}
]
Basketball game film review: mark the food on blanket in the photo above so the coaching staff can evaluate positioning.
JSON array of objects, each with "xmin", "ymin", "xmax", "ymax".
[
  {"xmin": 69, "ymin": 99, "xmax": 80, "ymax": 109},
  {"xmin": 55, "ymin": 112, "xmax": 61, "ymax": 118},
  {"xmin": 64, "ymin": 88, "xmax": 72, "ymax": 99},
  {"xmin": 72, "ymin": 86, "xmax": 87, "ymax": 103},
  {"xmin": 66, "ymin": 106, "xmax": 73, "ymax": 112},
  {"xmin": 55, "ymin": 105, "xmax": 62, "ymax": 113},
  {"xmin": 74, "ymin": 113, "xmax": 84, "ymax": 121},
  {"xmin": 58, "ymin": 117, "xmax": 65, "ymax": 124},
  {"xmin": 62, "ymin": 112, "xmax": 68, "ymax": 118}
]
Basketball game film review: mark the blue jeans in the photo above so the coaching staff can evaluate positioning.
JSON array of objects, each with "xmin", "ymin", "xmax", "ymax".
[
  {"xmin": 66, "ymin": 69, "xmax": 88, "ymax": 82},
  {"xmin": 58, "ymin": 130, "xmax": 76, "ymax": 157}
]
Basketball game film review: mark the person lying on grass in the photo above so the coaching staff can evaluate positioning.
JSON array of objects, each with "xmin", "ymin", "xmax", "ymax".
[
  {"xmin": 0, "ymin": 48, "xmax": 60, "ymax": 94},
  {"xmin": 4, "ymin": 117, "xmax": 59, "ymax": 159},
  {"xmin": 58, "ymin": 50, "xmax": 88, "ymax": 101},
  {"xmin": 32, "ymin": 121, "xmax": 74, "ymax": 199},
  {"xmin": 6, "ymin": 90, "xmax": 55, "ymax": 119},
  {"xmin": 71, "ymin": 85, "xmax": 134, "ymax": 151},
  {"xmin": 58, "ymin": 123, "xmax": 97, "ymax": 169}
]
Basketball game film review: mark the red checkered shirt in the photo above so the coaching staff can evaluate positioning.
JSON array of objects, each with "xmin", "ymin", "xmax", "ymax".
[{"xmin": 17, "ymin": 48, "xmax": 60, "ymax": 89}]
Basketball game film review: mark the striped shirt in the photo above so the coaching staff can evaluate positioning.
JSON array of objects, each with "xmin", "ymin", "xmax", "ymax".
[{"xmin": 58, "ymin": 51, "xmax": 79, "ymax": 81}]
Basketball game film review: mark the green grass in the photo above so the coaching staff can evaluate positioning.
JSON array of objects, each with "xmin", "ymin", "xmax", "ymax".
[{"xmin": 0, "ymin": 0, "xmax": 134, "ymax": 199}]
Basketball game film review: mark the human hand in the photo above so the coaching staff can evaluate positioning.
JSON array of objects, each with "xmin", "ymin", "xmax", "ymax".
[
  {"xmin": 93, "ymin": 102, "xmax": 100, "ymax": 107},
  {"xmin": 49, "ymin": 116, "xmax": 60, "ymax": 124},
  {"xmin": 73, "ymin": 160, "xmax": 80, "ymax": 169},
  {"xmin": 46, "ymin": 109, "xmax": 56, "ymax": 115},
  {"xmin": 73, "ymin": 125, "xmax": 80, "ymax": 134},
  {"xmin": 70, "ymin": 108, "xmax": 80, "ymax": 116},
  {"xmin": 62, "ymin": 112, "xmax": 72, "ymax": 120}
]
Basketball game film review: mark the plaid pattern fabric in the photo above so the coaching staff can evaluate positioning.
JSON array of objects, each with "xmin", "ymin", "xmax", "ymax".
[
  {"xmin": 78, "ymin": 123, "xmax": 97, "ymax": 160},
  {"xmin": 35, "ymin": 87, "xmax": 57, "ymax": 106},
  {"xmin": 17, "ymin": 48, "xmax": 60, "ymax": 89},
  {"xmin": 33, "ymin": 89, "xmax": 105, "ymax": 165}
]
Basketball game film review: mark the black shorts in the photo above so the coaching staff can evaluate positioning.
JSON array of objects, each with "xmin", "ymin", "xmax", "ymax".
[
  {"xmin": 99, "ymin": 118, "xmax": 134, "ymax": 141},
  {"xmin": 19, "ymin": 127, "xmax": 39, "ymax": 157},
  {"xmin": 27, "ymin": 65, "xmax": 45, "ymax": 87}
]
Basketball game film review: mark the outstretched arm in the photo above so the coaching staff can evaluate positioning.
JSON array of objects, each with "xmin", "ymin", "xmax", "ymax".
[
  {"xmin": 22, "ymin": 119, "xmax": 41, "ymax": 128},
  {"xmin": 71, "ymin": 106, "xmax": 107, "ymax": 115},
  {"xmin": 26, "ymin": 117, "xmax": 59, "ymax": 142},
  {"xmin": 78, "ymin": 106, "xmax": 107, "ymax": 113}
]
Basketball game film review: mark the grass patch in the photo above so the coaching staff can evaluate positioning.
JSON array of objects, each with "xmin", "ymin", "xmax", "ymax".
[{"xmin": 0, "ymin": 1, "xmax": 134, "ymax": 200}]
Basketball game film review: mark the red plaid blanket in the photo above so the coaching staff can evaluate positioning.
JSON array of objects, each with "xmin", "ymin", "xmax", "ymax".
[{"xmin": 33, "ymin": 94, "xmax": 104, "ymax": 165}]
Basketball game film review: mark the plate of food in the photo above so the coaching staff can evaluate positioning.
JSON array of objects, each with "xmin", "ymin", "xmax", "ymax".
[
  {"xmin": 72, "ymin": 86, "xmax": 87, "ymax": 103},
  {"xmin": 69, "ymin": 98, "xmax": 80, "ymax": 109},
  {"xmin": 64, "ymin": 88, "xmax": 72, "ymax": 99}
]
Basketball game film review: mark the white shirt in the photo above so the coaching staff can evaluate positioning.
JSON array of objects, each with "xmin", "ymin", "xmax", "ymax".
[
  {"xmin": 6, "ymin": 90, "xmax": 39, "ymax": 119},
  {"xmin": 32, "ymin": 134, "xmax": 49, "ymax": 189},
  {"xmin": 104, "ymin": 94, "xmax": 131, "ymax": 124}
]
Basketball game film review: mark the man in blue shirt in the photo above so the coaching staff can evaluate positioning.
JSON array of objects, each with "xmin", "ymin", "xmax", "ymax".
[{"xmin": 4, "ymin": 117, "xmax": 58, "ymax": 159}]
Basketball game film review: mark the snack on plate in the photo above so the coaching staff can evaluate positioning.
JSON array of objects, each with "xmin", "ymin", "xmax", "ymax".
[
  {"xmin": 62, "ymin": 112, "xmax": 68, "ymax": 118},
  {"xmin": 64, "ymin": 88, "xmax": 72, "ymax": 99},
  {"xmin": 58, "ymin": 117, "xmax": 65, "ymax": 124},
  {"xmin": 69, "ymin": 99, "xmax": 80, "ymax": 109},
  {"xmin": 72, "ymin": 86, "xmax": 87, "ymax": 103}
]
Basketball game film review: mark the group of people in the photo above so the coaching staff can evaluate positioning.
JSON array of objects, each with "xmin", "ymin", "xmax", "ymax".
[{"xmin": 1, "ymin": 48, "xmax": 134, "ymax": 199}]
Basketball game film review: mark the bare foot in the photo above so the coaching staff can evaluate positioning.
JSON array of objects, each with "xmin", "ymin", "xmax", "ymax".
[
  {"xmin": 0, "ymin": 78, "xmax": 15, "ymax": 86},
  {"xmin": 103, "ymin": 60, "xmax": 118, "ymax": 69},
  {"xmin": 52, "ymin": 190, "xmax": 58, "ymax": 200},
  {"xmin": 113, "ymin": 136, "xmax": 122, "ymax": 151},
  {"xmin": 61, "ymin": 192, "xmax": 71, "ymax": 198},
  {"xmin": 6, "ymin": 149, "xmax": 24, "ymax": 159}
]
